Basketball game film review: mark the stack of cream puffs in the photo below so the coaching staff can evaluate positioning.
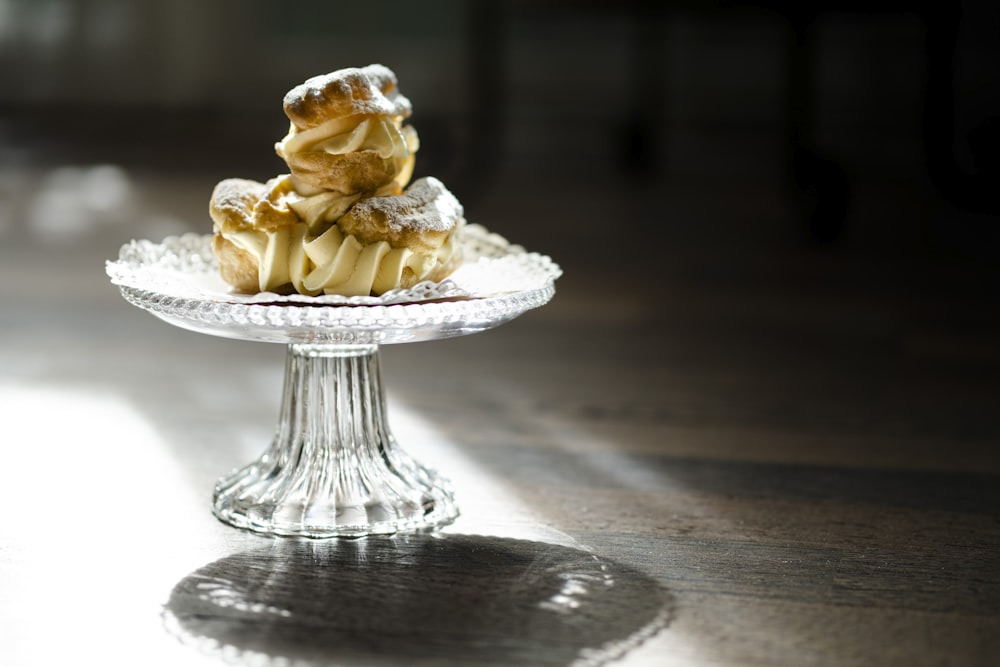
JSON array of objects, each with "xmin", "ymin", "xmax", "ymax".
[{"xmin": 210, "ymin": 64, "xmax": 464, "ymax": 296}]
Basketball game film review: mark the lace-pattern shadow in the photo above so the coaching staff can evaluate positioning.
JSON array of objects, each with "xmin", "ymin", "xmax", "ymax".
[{"xmin": 163, "ymin": 533, "xmax": 672, "ymax": 666}]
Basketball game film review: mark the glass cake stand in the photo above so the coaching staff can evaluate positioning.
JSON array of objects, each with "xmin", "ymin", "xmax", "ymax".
[{"xmin": 107, "ymin": 225, "xmax": 560, "ymax": 538}]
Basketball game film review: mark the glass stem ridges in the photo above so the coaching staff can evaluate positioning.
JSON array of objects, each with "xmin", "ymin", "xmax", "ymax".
[{"xmin": 212, "ymin": 343, "xmax": 458, "ymax": 538}]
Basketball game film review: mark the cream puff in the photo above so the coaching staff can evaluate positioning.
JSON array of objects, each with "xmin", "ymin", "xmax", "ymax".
[{"xmin": 275, "ymin": 64, "xmax": 418, "ymax": 196}]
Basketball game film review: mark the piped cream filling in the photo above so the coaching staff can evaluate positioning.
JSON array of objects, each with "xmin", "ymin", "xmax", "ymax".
[
  {"xmin": 276, "ymin": 115, "xmax": 417, "ymax": 163},
  {"xmin": 276, "ymin": 116, "xmax": 418, "ymax": 197},
  {"xmin": 222, "ymin": 223, "xmax": 455, "ymax": 296},
  {"xmin": 285, "ymin": 189, "xmax": 361, "ymax": 234}
]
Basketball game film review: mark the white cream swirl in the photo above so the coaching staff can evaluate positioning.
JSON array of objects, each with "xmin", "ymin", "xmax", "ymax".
[{"xmin": 222, "ymin": 222, "xmax": 457, "ymax": 296}]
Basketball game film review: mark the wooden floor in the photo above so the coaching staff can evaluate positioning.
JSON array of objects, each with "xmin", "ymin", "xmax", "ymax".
[{"xmin": 0, "ymin": 149, "xmax": 998, "ymax": 666}]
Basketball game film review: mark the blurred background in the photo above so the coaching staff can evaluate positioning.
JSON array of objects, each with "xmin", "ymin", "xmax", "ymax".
[
  {"xmin": 1, "ymin": 0, "xmax": 999, "ymax": 365},
  {"xmin": 2, "ymin": 0, "xmax": 999, "ymax": 259}
]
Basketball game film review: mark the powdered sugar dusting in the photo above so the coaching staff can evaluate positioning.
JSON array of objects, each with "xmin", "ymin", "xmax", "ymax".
[
  {"xmin": 283, "ymin": 64, "xmax": 412, "ymax": 121},
  {"xmin": 349, "ymin": 176, "xmax": 462, "ymax": 233}
]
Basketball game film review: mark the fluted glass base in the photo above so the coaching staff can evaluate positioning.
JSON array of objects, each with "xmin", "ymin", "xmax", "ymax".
[{"xmin": 213, "ymin": 343, "xmax": 458, "ymax": 538}]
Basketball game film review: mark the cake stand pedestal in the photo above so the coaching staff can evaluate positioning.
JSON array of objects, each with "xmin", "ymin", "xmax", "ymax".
[
  {"xmin": 107, "ymin": 229, "xmax": 559, "ymax": 538},
  {"xmin": 213, "ymin": 342, "xmax": 456, "ymax": 537}
]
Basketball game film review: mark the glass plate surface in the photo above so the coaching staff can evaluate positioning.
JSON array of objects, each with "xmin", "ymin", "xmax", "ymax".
[{"xmin": 106, "ymin": 223, "xmax": 561, "ymax": 345}]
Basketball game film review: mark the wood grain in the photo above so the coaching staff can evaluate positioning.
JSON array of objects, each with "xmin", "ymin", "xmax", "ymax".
[{"xmin": 1, "ymin": 164, "xmax": 998, "ymax": 666}]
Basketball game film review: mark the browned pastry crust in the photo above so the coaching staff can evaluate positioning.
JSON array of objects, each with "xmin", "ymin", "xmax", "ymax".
[
  {"xmin": 337, "ymin": 177, "xmax": 462, "ymax": 255},
  {"xmin": 282, "ymin": 64, "xmax": 411, "ymax": 130},
  {"xmin": 412, "ymin": 247, "xmax": 463, "ymax": 286},
  {"xmin": 252, "ymin": 177, "xmax": 300, "ymax": 231},
  {"xmin": 209, "ymin": 177, "xmax": 299, "ymax": 234},
  {"xmin": 208, "ymin": 178, "xmax": 266, "ymax": 234},
  {"xmin": 212, "ymin": 235, "xmax": 258, "ymax": 293},
  {"xmin": 282, "ymin": 148, "xmax": 401, "ymax": 194}
]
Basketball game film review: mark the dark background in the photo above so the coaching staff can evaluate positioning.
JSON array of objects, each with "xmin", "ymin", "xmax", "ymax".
[{"xmin": 2, "ymin": 0, "xmax": 999, "ymax": 312}]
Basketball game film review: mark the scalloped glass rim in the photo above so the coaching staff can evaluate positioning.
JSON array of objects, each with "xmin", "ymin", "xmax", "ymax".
[{"xmin": 107, "ymin": 224, "xmax": 561, "ymax": 345}]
